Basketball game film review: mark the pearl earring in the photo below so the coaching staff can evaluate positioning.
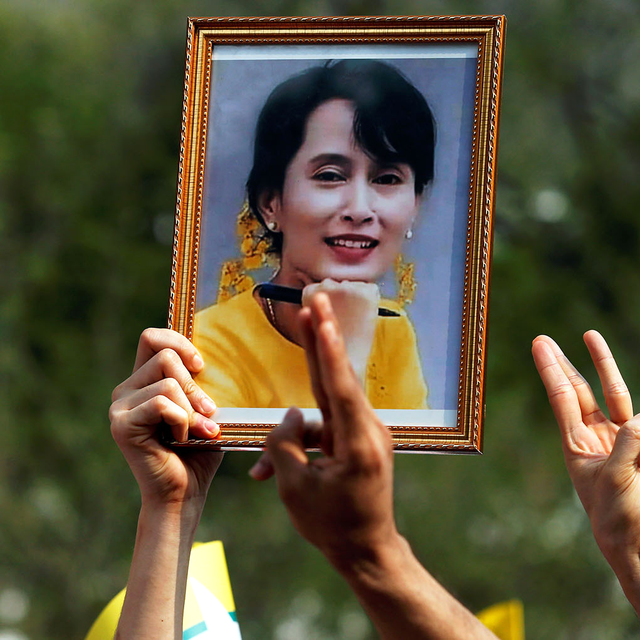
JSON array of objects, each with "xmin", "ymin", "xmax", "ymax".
[
  {"xmin": 267, "ymin": 221, "xmax": 279, "ymax": 232},
  {"xmin": 405, "ymin": 228, "xmax": 413, "ymax": 240}
]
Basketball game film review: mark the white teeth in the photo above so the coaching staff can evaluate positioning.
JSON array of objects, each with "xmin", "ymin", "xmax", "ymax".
[{"xmin": 329, "ymin": 238, "xmax": 374, "ymax": 249}]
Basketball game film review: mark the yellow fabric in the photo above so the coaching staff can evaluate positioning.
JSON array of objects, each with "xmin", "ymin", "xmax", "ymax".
[
  {"xmin": 193, "ymin": 289, "xmax": 428, "ymax": 409},
  {"xmin": 85, "ymin": 541, "xmax": 240, "ymax": 640},
  {"xmin": 477, "ymin": 600, "xmax": 525, "ymax": 640}
]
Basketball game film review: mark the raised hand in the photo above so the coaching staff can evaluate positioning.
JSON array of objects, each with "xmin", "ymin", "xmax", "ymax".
[
  {"xmin": 252, "ymin": 290, "xmax": 395, "ymax": 561},
  {"xmin": 532, "ymin": 331, "xmax": 640, "ymax": 612},
  {"xmin": 251, "ymin": 294, "xmax": 497, "ymax": 639},
  {"xmin": 110, "ymin": 328, "xmax": 222, "ymax": 507}
]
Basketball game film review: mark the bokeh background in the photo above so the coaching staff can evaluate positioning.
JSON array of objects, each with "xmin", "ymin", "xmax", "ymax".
[{"xmin": 2, "ymin": 1, "xmax": 640, "ymax": 638}]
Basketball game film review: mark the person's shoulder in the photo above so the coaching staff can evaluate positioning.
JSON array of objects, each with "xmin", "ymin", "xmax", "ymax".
[
  {"xmin": 196, "ymin": 289, "xmax": 258, "ymax": 322},
  {"xmin": 194, "ymin": 289, "xmax": 264, "ymax": 343}
]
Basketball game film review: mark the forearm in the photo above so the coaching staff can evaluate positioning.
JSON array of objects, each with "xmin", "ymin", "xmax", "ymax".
[
  {"xmin": 331, "ymin": 534, "xmax": 498, "ymax": 640},
  {"xmin": 115, "ymin": 500, "xmax": 204, "ymax": 640}
]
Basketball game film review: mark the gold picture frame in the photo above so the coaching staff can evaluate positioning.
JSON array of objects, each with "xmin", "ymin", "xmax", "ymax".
[{"xmin": 167, "ymin": 15, "xmax": 506, "ymax": 453}]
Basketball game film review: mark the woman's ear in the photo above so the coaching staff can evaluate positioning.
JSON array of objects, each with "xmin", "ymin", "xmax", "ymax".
[{"xmin": 257, "ymin": 189, "xmax": 282, "ymax": 229}]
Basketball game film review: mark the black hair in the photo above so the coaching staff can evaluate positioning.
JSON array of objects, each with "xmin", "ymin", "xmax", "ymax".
[{"xmin": 246, "ymin": 59, "xmax": 436, "ymax": 252}]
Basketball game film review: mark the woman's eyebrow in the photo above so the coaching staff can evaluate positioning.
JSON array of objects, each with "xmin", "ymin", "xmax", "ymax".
[
  {"xmin": 374, "ymin": 160, "xmax": 412, "ymax": 175},
  {"xmin": 308, "ymin": 153, "xmax": 351, "ymax": 168}
]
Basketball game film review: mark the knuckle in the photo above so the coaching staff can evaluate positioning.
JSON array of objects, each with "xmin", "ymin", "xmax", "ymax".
[
  {"xmin": 608, "ymin": 381, "xmax": 629, "ymax": 397},
  {"xmin": 161, "ymin": 377, "xmax": 182, "ymax": 397},
  {"xmin": 108, "ymin": 401, "xmax": 122, "ymax": 426},
  {"xmin": 139, "ymin": 327, "xmax": 161, "ymax": 348},
  {"xmin": 566, "ymin": 371, "xmax": 587, "ymax": 387},
  {"xmin": 345, "ymin": 421, "xmax": 393, "ymax": 475},
  {"xmin": 158, "ymin": 348, "xmax": 180, "ymax": 369},
  {"xmin": 585, "ymin": 408, "xmax": 608, "ymax": 423},
  {"xmin": 548, "ymin": 380, "xmax": 574, "ymax": 400},
  {"xmin": 621, "ymin": 418, "xmax": 640, "ymax": 439},
  {"xmin": 188, "ymin": 410, "xmax": 203, "ymax": 429},
  {"xmin": 111, "ymin": 381, "xmax": 126, "ymax": 402},
  {"xmin": 360, "ymin": 444, "xmax": 389, "ymax": 475},
  {"xmin": 150, "ymin": 394, "xmax": 170, "ymax": 413},
  {"xmin": 594, "ymin": 352, "xmax": 614, "ymax": 365},
  {"xmin": 108, "ymin": 405, "xmax": 127, "ymax": 443},
  {"xmin": 182, "ymin": 376, "xmax": 199, "ymax": 397}
]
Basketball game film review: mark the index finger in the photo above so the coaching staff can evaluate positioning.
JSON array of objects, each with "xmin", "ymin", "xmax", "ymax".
[
  {"xmin": 535, "ymin": 335, "xmax": 602, "ymax": 425},
  {"xmin": 532, "ymin": 338, "xmax": 584, "ymax": 446},
  {"xmin": 134, "ymin": 328, "xmax": 204, "ymax": 374}
]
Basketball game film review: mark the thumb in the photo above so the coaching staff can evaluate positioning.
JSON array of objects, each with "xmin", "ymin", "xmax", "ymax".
[
  {"xmin": 608, "ymin": 416, "xmax": 640, "ymax": 473},
  {"xmin": 265, "ymin": 407, "xmax": 309, "ymax": 482},
  {"xmin": 249, "ymin": 416, "xmax": 325, "ymax": 481},
  {"xmin": 248, "ymin": 451, "xmax": 274, "ymax": 481}
]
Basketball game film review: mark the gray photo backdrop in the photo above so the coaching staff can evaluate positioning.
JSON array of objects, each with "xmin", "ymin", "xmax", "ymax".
[{"xmin": 196, "ymin": 45, "xmax": 476, "ymax": 411}]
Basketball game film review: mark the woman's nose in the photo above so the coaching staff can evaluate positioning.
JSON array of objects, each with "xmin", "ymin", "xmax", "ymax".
[{"xmin": 340, "ymin": 179, "xmax": 375, "ymax": 224}]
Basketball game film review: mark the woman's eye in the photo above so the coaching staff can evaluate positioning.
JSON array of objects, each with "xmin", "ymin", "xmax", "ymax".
[
  {"xmin": 374, "ymin": 173, "xmax": 402, "ymax": 185},
  {"xmin": 314, "ymin": 170, "xmax": 345, "ymax": 182}
]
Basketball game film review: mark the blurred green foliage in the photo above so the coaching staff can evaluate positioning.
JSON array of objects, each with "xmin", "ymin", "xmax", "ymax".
[{"xmin": 2, "ymin": 0, "xmax": 640, "ymax": 638}]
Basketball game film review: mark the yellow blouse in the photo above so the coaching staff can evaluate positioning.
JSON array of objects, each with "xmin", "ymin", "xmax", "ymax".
[{"xmin": 193, "ymin": 289, "xmax": 428, "ymax": 409}]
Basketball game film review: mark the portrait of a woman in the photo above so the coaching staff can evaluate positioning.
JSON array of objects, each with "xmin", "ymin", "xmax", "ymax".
[{"xmin": 193, "ymin": 59, "xmax": 437, "ymax": 410}]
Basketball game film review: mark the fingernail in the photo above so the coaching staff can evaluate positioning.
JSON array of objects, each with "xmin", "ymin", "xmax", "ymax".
[
  {"xmin": 192, "ymin": 353, "xmax": 204, "ymax": 369},
  {"xmin": 201, "ymin": 396, "xmax": 216, "ymax": 414},
  {"xmin": 202, "ymin": 417, "xmax": 219, "ymax": 437},
  {"xmin": 318, "ymin": 292, "xmax": 330, "ymax": 308}
]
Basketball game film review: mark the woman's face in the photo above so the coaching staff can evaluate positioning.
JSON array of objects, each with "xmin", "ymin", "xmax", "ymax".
[{"xmin": 261, "ymin": 98, "xmax": 422, "ymax": 286}]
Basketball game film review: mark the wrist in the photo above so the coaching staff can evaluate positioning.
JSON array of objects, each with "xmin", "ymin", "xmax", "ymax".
[
  {"xmin": 600, "ymin": 544, "xmax": 640, "ymax": 610},
  {"xmin": 324, "ymin": 529, "xmax": 409, "ymax": 581},
  {"xmin": 139, "ymin": 496, "xmax": 205, "ymax": 532}
]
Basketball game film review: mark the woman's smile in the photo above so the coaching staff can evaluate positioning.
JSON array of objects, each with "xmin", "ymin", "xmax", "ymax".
[{"xmin": 324, "ymin": 234, "xmax": 380, "ymax": 263}]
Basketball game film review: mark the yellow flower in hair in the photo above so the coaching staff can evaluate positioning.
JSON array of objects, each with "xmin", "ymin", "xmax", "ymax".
[
  {"xmin": 220, "ymin": 199, "xmax": 286, "ymax": 300},
  {"xmin": 217, "ymin": 260, "xmax": 245, "ymax": 303},
  {"xmin": 240, "ymin": 235, "xmax": 255, "ymax": 256},
  {"xmin": 218, "ymin": 266, "xmax": 232, "ymax": 288},
  {"xmin": 395, "ymin": 255, "xmax": 417, "ymax": 307},
  {"xmin": 236, "ymin": 201, "xmax": 260, "ymax": 236},
  {"xmin": 242, "ymin": 254, "xmax": 263, "ymax": 270}
]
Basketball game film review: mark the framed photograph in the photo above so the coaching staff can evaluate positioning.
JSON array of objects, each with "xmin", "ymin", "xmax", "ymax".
[{"xmin": 167, "ymin": 15, "xmax": 506, "ymax": 453}]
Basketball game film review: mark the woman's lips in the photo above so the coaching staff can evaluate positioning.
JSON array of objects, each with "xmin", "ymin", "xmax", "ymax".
[{"xmin": 324, "ymin": 235, "xmax": 379, "ymax": 262}]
